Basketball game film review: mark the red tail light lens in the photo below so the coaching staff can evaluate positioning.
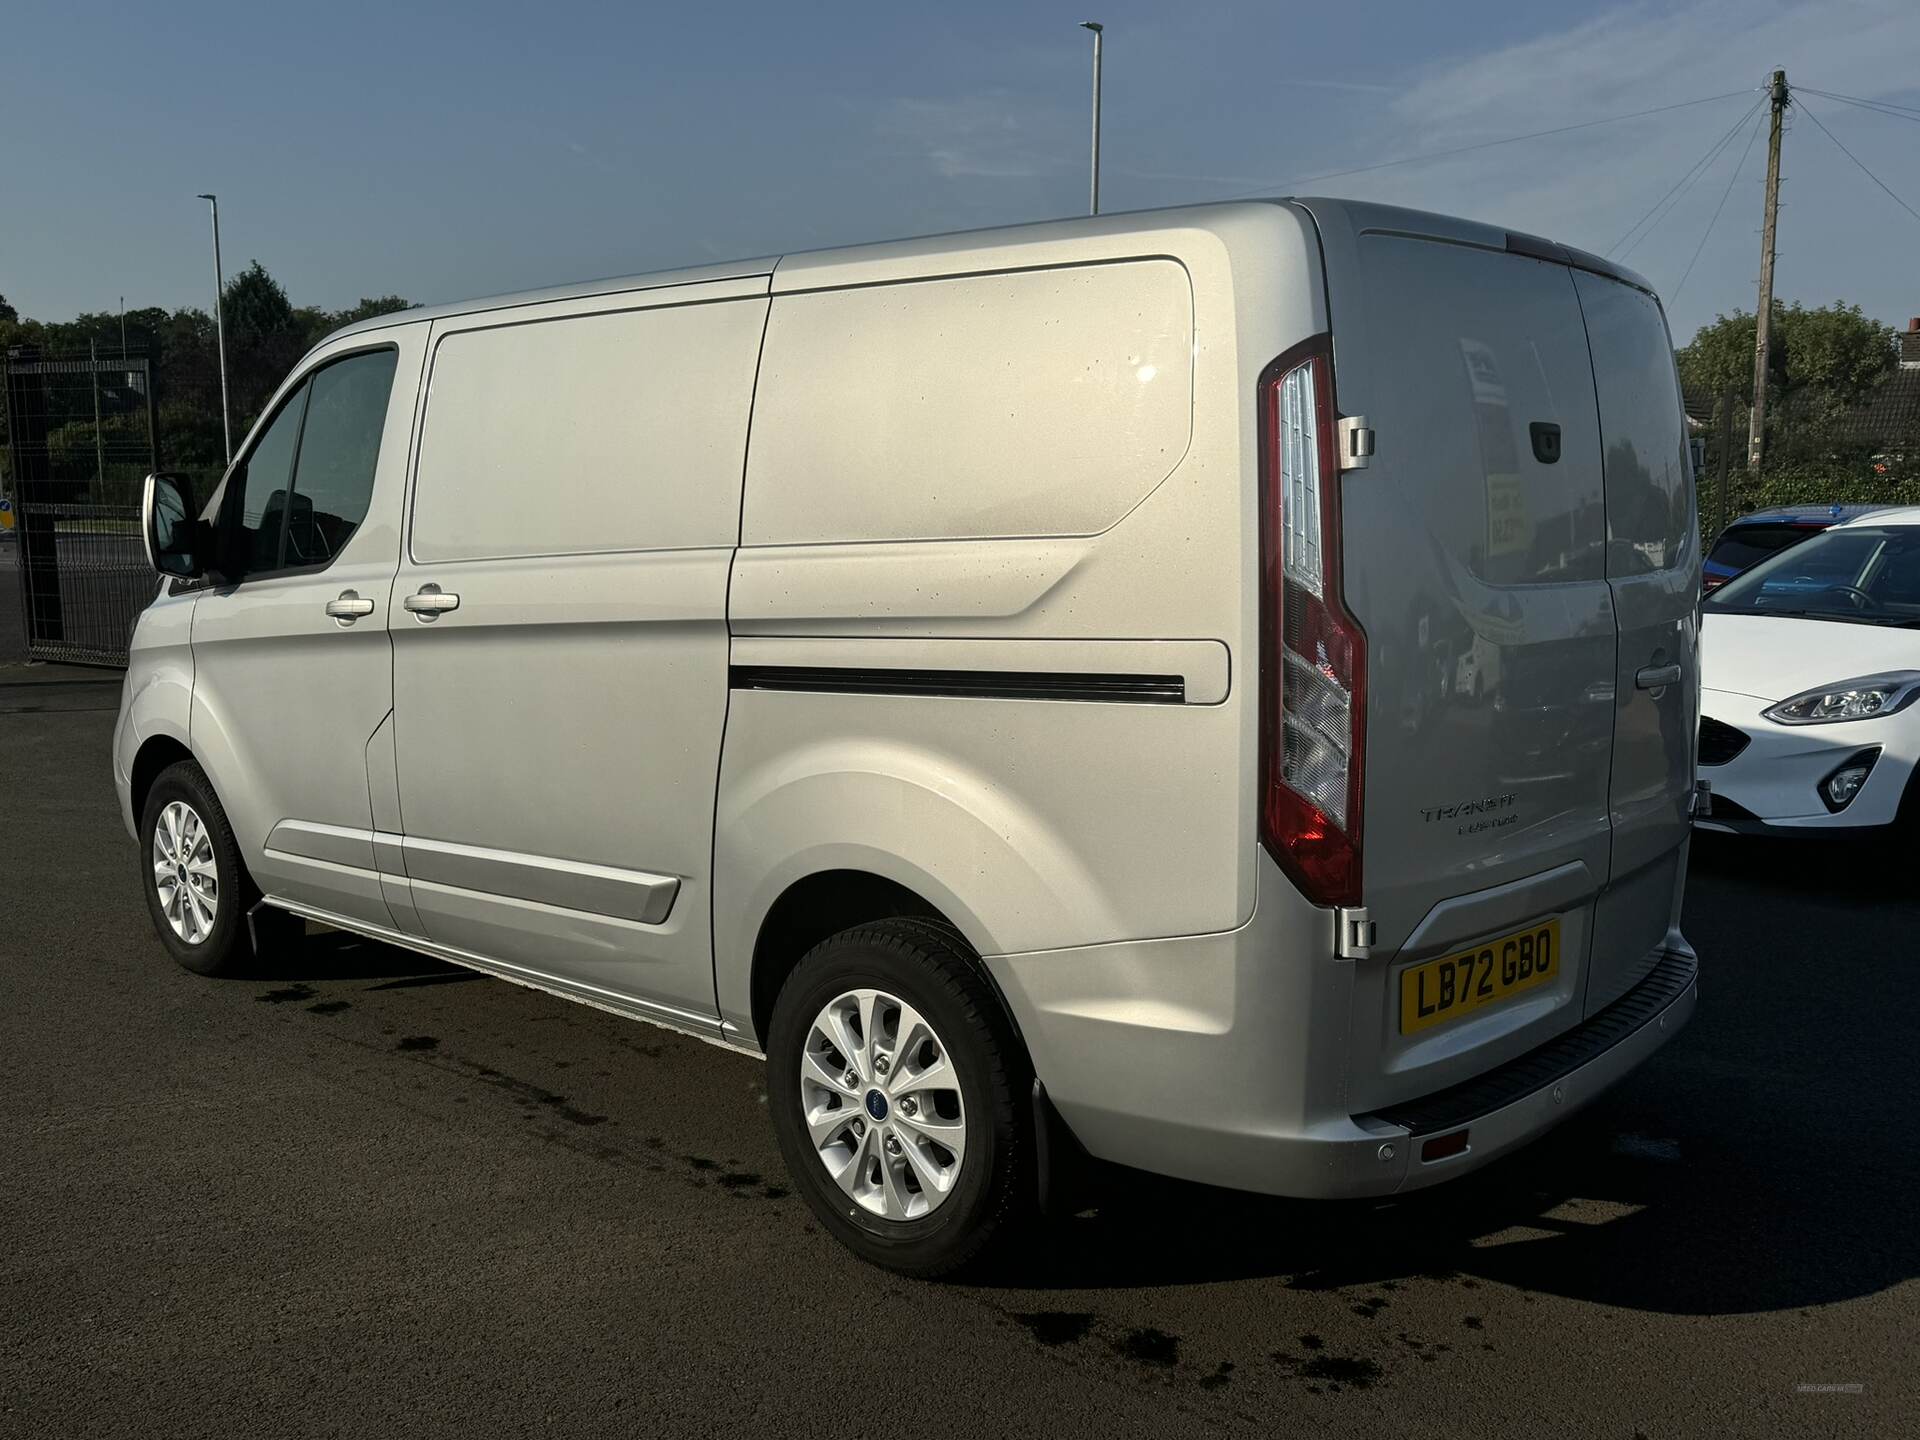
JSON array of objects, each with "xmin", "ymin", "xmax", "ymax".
[{"xmin": 1258, "ymin": 338, "xmax": 1366, "ymax": 907}]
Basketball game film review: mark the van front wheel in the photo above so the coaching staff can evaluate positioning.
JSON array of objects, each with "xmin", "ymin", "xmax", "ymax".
[
  {"xmin": 767, "ymin": 919, "xmax": 1032, "ymax": 1277},
  {"xmin": 139, "ymin": 760, "xmax": 252, "ymax": 977}
]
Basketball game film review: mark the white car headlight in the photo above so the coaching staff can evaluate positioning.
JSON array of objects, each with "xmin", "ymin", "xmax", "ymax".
[{"xmin": 1762, "ymin": 671, "xmax": 1920, "ymax": 725}]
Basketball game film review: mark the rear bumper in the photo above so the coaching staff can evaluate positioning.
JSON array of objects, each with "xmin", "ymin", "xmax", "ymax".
[
  {"xmin": 1361, "ymin": 946, "xmax": 1696, "ymax": 1192},
  {"xmin": 988, "ymin": 875, "xmax": 1697, "ymax": 1199}
]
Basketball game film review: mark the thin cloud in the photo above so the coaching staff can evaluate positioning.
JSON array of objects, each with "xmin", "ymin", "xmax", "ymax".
[
  {"xmin": 1260, "ymin": 0, "xmax": 1920, "ymax": 337},
  {"xmin": 880, "ymin": 93, "xmax": 1071, "ymax": 180},
  {"xmin": 1270, "ymin": 76, "xmax": 1398, "ymax": 96}
]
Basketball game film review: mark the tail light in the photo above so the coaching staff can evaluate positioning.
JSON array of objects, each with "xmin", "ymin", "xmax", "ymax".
[{"xmin": 1258, "ymin": 338, "xmax": 1366, "ymax": 907}]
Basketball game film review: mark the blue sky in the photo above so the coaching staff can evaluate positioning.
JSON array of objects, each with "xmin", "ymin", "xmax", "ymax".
[{"xmin": 5, "ymin": 0, "xmax": 1919, "ymax": 343}]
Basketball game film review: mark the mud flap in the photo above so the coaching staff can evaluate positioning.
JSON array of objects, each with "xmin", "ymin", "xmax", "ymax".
[{"xmin": 1033, "ymin": 1078, "xmax": 1095, "ymax": 1219}]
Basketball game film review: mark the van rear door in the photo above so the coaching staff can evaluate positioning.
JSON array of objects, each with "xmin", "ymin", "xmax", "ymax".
[
  {"xmin": 1572, "ymin": 269, "xmax": 1697, "ymax": 1016},
  {"xmin": 1296, "ymin": 200, "xmax": 1617, "ymax": 1110}
]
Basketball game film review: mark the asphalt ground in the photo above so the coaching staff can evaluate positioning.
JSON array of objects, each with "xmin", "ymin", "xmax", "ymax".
[{"xmin": 3, "ymin": 664, "xmax": 1912, "ymax": 1437}]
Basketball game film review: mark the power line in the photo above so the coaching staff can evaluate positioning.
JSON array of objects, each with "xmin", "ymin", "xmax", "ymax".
[
  {"xmin": 1216, "ymin": 88, "xmax": 1758, "ymax": 200},
  {"xmin": 1796, "ymin": 95, "xmax": 1920, "ymax": 228},
  {"xmin": 1609, "ymin": 95, "xmax": 1766, "ymax": 258},
  {"xmin": 1670, "ymin": 105, "xmax": 1767, "ymax": 306},
  {"xmin": 1796, "ymin": 85, "xmax": 1920, "ymax": 122}
]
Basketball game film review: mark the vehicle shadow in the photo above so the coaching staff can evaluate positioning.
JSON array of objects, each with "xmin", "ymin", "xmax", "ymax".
[
  {"xmin": 989, "ymin": 1088, "xmax": 1912, "ymax": 1318},
  {"xmin": 234, "ymin": 923, "xmax": 474, "ymax": 987},
  {"xmin": 1686, "ymin": 826, "xmax": 1914, "ymax": 899},
  {"xmin": 976, "ymin": 840, "xmax": 1918, "ymax": 1314}
]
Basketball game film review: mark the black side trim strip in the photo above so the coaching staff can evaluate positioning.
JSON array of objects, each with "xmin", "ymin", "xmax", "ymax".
[
  {"xmin": 1365, "ymin": 948, "xmax": 1698, "ymax": 1137},
  {"xmin": 729, "ymin": 664, "xmax": 1185, "ymax": 704}
]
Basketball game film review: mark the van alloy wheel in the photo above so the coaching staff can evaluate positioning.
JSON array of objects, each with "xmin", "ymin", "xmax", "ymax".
[
  {"xmin": 800, "ymin": 987, "xmax": 967, "ymax": 1220},
  {"xmin": 152, "ymin": 800, "xmax": 219, "ymax": 944}
]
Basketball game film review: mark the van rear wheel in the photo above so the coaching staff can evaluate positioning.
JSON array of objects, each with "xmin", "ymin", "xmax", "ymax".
[{"xmin": 766, "ymin": 918, "xmax": 1032, "ymax": 1277}]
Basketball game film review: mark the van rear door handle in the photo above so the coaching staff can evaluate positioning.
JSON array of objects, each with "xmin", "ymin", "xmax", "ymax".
[
  {"xmin": 403, "ymin": 584, "xmax": 460, "ymax": 620},
  {"xmin": 1635, "ymin": 663, "xmax": 1682, "ymax": 690},
  {"xmin": 324, "ymin": 591, "xmax": 375, "ymax": 622}
]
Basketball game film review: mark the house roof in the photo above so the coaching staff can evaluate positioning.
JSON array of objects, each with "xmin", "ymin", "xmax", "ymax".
[
  {"xmin": 1682, "ymin": 368, "xmax": 1920, "ymax": 449},
  {"xmin": 1832, "ymin": 368, "xmax": 1920, "ymax": 447}
]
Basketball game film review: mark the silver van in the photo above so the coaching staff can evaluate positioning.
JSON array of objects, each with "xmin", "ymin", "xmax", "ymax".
[{"xmin": 117, "ymin": 199, "xmax": 1700, "ymax": 1275}]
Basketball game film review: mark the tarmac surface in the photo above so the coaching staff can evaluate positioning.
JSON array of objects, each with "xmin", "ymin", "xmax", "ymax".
[{"xmin": 3, "ymin": 660, "xmax": 1912, "ymax": 1437}]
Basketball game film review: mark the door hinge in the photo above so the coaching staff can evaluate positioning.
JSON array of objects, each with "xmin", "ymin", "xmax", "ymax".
[
  {"xmin": 1338, "ymin": 415, "xmax": 1375, "ymax": 471},
  {"xmin": 1336, "ymin": 906, "xmax": 1375, "ymax": 961},
  {"xmin": 1691, "ymin": 780, "xmax": 1712, "ymax": 818}
]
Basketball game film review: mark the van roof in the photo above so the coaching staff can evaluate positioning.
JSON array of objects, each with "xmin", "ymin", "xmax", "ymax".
[
  {"xmin": 323, "ymin": 196, "xmax": 1654, "ymax": 344},
  {"xmin": 323, "ymin": 199, "xmax": 1291, "ymax": 345},
  {"xmin": 323, "ymin": 253, "xmax": 785, "ymax": 343}
]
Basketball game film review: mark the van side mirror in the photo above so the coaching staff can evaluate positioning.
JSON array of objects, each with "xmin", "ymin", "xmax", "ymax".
[{"xmin": 141, "ymin": 472, "xmax": 205, "ymax": 578}]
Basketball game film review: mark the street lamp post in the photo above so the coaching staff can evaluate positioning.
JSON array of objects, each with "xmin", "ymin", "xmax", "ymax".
[
  {"xmin": 196, "ymin": 193, "xmax": 233, "ymax": 464},
  {"xmin": 1080, "ymin": 21, "xmax": 1103, "ymax": 215}
]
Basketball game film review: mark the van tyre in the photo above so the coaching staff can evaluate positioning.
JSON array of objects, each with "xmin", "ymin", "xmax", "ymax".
[
  {"xmin": 139, "ymin": 760, "xmax": 258, "ymax": 977},
  {"xmin": 767, "ymin": 918, "xmax": 1032, "ymax": 1278}
]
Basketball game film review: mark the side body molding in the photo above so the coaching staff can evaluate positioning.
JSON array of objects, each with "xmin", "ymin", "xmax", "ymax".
[{"xmin": 398, "ymin": 837, "xmax": 680, "ymax": 926}]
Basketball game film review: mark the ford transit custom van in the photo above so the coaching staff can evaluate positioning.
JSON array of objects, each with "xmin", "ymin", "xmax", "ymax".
[{"xmin": 118, "ymin": 199, "xmax": 1699, "ymax": 1275}]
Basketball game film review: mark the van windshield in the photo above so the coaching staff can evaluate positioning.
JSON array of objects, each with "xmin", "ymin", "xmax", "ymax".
[{"xmin": 1706, "ymin": 526, "xmax": 1920, "ymax": 624}]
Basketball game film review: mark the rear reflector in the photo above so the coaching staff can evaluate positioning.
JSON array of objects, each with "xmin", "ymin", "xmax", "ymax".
[
  {"xmin": 1258, "ymin": 337, "xmax": 1366, "ymax": 907},
  {"xmin": 1420, "ymin": 1129, "xmax": 1470, "ymax": 1163}
]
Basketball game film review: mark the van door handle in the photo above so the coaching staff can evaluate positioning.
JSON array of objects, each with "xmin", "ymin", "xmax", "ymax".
[
  {"xmin": 403, "ymin": 584, "xmax": 460, "ymax": 620},
  {"xmin": 324, "ymin": 591, "xmax": 375, "ymax": 623},
  {"xmin": 1635, "ymin": 663, "xmax": 1682, "ymax": 690}
]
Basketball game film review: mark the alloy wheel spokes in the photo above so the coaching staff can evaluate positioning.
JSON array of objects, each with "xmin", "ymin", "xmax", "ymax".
[
  {"xmin": 153, "ymin": 800, "xmax": 217, "ymax": 944},
  {"xmin": 799, "ymin": 986, "xmax": 967, "ymax": 1221}
]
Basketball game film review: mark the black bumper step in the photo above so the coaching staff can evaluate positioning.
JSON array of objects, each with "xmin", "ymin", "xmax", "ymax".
[{"xmin": 1366, "ymin": 948, "xmax": 1699, "ymax": 1137}]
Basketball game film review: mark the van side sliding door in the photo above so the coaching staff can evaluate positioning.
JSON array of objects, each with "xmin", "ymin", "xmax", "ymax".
[{"xmin": 385, "ymin": 280, "xmax": 770, "ymax": 1027}]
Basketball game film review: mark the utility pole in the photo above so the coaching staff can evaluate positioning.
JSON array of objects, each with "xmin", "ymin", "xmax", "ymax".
[
  {"xmin": 1747, "ymin": 68, "xmax": 1788, "ymax": 471},
  {"xmin": 197, "ymin": 193, "xmax": 233, "ymax": 465},
  {"xmin": 1081, "ymin": 21, "xmax": 1103, "ymax": 215},
  {"xmin": 119, "ymin": 297, "xmax": 127, "ymax": 360}
]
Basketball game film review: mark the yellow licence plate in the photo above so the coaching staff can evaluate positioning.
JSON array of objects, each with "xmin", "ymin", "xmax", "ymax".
[{"xmin": 1399, "ymin": 918, "xmax": 1561, "ymax": 1035}]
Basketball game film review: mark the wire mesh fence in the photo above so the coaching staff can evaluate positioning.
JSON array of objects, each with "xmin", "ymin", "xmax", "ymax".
[{"xmin": 4, "ymin": 347, "xmax": 161, "ymax": 665}]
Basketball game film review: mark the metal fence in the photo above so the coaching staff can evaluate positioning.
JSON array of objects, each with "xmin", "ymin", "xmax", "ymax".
[{"xmin": 3, "ymin": 347, "xmax": 161, "ymax": 665}]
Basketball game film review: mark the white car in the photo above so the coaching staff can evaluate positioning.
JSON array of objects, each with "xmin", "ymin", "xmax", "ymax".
[{"xmin": 1698, "ymin": 507, "xmax": 1920, "ymax": 835}]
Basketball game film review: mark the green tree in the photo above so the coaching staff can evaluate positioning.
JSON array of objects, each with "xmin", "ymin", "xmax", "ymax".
[
  {"xmin": 1677, "ymin": 301, "xmax": 1895, "ymax": 411},
  {"xmin": 221, "ymin": 261, "xmax": 309, "ymax": 430},
  {"xmin": 1682, "ymin": 303, "xmax": 1920, "ymax": 520},
  {"xmin": 222, "ymin": 261, "xmax": 298, "ymax": 346},
  {"xmin": 0, "ymin": 272, "xmax": 417, "ymax": 492},
  {"xmin": 331, "ymin": 295, "xmax": 416, "ymax": 329}
]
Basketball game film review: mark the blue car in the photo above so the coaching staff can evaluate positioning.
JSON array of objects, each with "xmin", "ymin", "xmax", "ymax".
[{"xmin": 1702, "ymin": 503, "xmax": 1889, "ymax": 592}]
